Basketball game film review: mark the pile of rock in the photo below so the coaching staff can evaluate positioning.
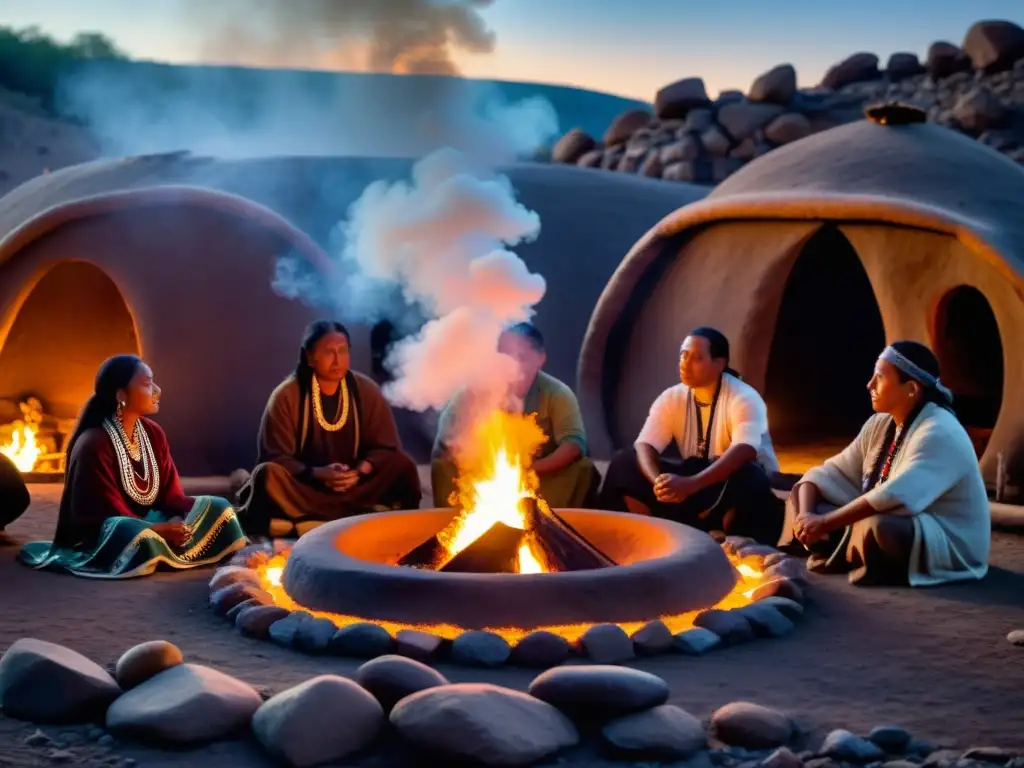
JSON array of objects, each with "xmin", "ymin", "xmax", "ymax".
[
  {"xmin": 2, "ymin": 638, "xmax": 1020, "ymax": 767},
  {"xmin": 208, "ymin": 534, "xmax": 808, "ymax": 667},
  {"xmin": 551, "ymin": 19, "xmax": 1024, "ymax": 185}
]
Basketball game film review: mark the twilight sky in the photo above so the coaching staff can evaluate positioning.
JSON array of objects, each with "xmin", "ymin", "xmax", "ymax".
[{"xmin": 3, "ymin": 0, "xmax": 1023, "ymax": 101}]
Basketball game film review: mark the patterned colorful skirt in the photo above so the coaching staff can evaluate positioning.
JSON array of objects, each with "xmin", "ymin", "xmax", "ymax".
[{"xmin": 18, "ymin": 496, "xmax": 248, "ymax": 579}]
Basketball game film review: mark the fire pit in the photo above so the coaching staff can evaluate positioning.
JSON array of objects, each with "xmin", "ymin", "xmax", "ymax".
[
  {"xmin": 278, "ymin": 507, "xmax": 738, "ymax": 631},
  {"xmin": 209, "ymin": 410, "xmax": 808, "ymax": 665}
]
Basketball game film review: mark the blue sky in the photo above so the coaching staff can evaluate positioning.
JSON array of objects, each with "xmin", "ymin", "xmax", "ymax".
[{"xmin": 2, "ymin": 0, "xmax": 1022, "ymax": 100}]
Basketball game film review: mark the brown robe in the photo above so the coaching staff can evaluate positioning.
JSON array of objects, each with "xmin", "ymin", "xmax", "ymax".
[{"xmin": 238, "ymin": 372, "xmax": 421, "ymax": 534}]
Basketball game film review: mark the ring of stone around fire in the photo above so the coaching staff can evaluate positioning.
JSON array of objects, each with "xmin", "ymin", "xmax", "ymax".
[{"xmin": 281, "ymin": 508, "xmax": 739, "ymax": 629}]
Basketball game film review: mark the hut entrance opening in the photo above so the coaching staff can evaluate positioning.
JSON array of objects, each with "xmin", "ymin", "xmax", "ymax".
[
  {"xmin": 932, "ymin": 285, "xmax": 1004, "ymax": 458},
  {"xmin": 0, "ymin": 261, "xmax": 141, "ymax": 476},
  {"xmin": 764, "ymin": 225, "xmax": 885, "ymax": 475}
]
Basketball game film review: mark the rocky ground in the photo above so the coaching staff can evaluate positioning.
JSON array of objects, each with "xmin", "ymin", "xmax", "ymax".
[
  {"xmin": 0, "ymin": 102, "xmax": 99, "ymax": 196},
  {"xmin": 551, "ymin": 19, "xmax": 1024, "ymax": 185},
  {"xmin": 0, "ymin": 485, "xmax": 1023, "ymax": 767}
]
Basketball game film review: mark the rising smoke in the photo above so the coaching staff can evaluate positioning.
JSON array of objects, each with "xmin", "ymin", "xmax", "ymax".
[
  {"xmin": 274, "ymin": 98, "xmax": 559, "ymax": 419},
  {"xmin": 182, "ymin": 0, "xmax": 497, "ymax": 76}
]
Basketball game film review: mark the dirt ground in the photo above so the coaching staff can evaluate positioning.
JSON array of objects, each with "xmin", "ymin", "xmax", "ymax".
[{"xmin": 1, "ymin": 483, "xmax": 1023, "ymax": 768}]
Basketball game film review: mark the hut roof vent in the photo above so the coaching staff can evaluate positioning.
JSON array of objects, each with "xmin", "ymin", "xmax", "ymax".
[{"xmin": 864, "ymin": 101, "xmax": 927, "ymax": 126}]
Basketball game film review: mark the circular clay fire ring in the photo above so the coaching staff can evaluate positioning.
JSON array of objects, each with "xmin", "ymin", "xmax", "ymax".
[{"xmin": 281, "ymin": 508, "xmax": 738, "ymax": 630}]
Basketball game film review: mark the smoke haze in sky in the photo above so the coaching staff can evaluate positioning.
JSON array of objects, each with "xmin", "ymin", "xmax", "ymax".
[{"xmin": 180, "ymin": 0, "xmax": 497, "ymax": 76}]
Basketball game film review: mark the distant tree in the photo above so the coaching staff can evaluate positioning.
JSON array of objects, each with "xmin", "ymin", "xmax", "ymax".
[{"xmin": 0, "ymin": 26, "xmax": 127, "ymax": 113}]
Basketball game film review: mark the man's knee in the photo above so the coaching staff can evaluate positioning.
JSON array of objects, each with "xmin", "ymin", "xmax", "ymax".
[
  {"xmin": 605, "ymin": 447, "xmax": 641, "ymax": 481},
  {"xmin": 729, "ymin": 459, "xmax": 771, "ymax": 488},
  {"xmin": 392, "ymin": 450, "xmax": 419, "ymax": 479},
  {"xmin": 860, "ymin": 514, "xmax": 912, "ymax": 551},
  {"xmin": 251, "ymin": 462, "xmax": 290, "ymax": 489}
]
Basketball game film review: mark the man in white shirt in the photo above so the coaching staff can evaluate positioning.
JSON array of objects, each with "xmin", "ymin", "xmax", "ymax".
[{"xmin": 598, "ymin": 327, "xmax": 784, "ymax": 544}]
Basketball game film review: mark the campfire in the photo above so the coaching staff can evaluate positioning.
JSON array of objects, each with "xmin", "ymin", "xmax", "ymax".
[
  {"xmin": 395, "ymin": 411, "xmax": 616, "ymax": 575},
  {"xmin": 253, "ymin": 410, "xmax": 773, "ymax": 644},
  {"xmin": 0, "ymin": 398, "xmax": 69, "ymax": 477}
]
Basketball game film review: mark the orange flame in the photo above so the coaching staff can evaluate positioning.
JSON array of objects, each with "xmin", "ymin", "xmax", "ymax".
[
  {"xmin": 0, "ymin": 421, "xmax": 41, "ymax": 473},
  {"xmin": 439, "ymin": 410, "xmax": 548, "ymax": 572}
]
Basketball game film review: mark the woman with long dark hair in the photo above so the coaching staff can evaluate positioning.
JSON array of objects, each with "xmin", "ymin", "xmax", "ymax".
[
  {"xmin": 19, "ymin": 355, "xmax": 247, "ymax": 578},
  {"xmin": 784, "ymin": 341, "xmax": 990, "ymax": 586},
  {"xmin": 237, "ymin": 320, "xmax": 421, "ymax": 538}
]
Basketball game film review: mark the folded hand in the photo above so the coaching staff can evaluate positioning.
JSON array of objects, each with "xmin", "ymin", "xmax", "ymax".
[
  {"xmin": 793, "ymin": 514, "xmax": 829, "ymax": 546},
  {"xmin": 653, "ymin": 473, "xmax": 697, "ymax": 504}
]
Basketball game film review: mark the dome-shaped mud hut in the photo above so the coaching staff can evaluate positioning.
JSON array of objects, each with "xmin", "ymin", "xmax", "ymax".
[
  {"xmin": 0, "ymin": 154, "xmax": 705, "ymax": 476},
  {"xmin": 579, "ymin": 115, "xmax": 1024, "ymax": 497}
]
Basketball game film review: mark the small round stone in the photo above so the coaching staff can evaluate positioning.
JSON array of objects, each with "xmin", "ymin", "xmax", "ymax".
[
  {"xmin": 451, "ymin": 631, "xmax": 510, "ymax": 667},
  {"xmin": 528, "ymin": 665, "xmax": 670, "ymax": 717},
  {"xmin": 115, "ymin": 641, "xmax": 183, "ymax": 691},
  {"xmin": 1007, "ymin": 629, "xmax": 1024, "ymax": 646},
  {"xmin": 252, "ymin": 675, "xmax": 384, "ymax": 767},
  {"xmin": 711, "ymin": 701, "xmax": 794, "ymax": 748},
  {"xmin": 602, "ymin": 704, "xmax": 707, "ymax": 759},
  {"xmin": 672, "ymin": 627, "xmax": 722, "ymax": 655},
  {"xmin": 577, "ymin": 623, "xmax": 635, "ymax": 663},
  {"xmin": 225, "ymin": 599, "xmax": 257, "ymax": 623},
  {"xmin": 694, "ymin": 609, "xmax": 755, "ymax": 645},
  {"xmin": 294, "ymin": 618, "xmax": 338, "ymax": 654},
  {"xmin": 395, "ymin": 630, "xmax": 444, "ymax": 661},
  {"xmin": 210, "ymin": 582, "xmax": 271, "ymax": 616},
  {"xmin": 390, "ymin": 683, "xmax": 579, "ymax": 766},
  {"xmin": 329, "ymin": 623, "xmax": 394, "ymax": 659},
  {"xmin": 820, "ymin": 729, "xmax": 885, "ymax": 762},
  {"xmin": 631, "ymin": 620, "xmax": 673, "ymax": 655},
  {"xmin": 355, "ymin": 654, "xmax": 450, "ymax": 713},
  {"xmin": 209, "ymin": 566, "xmax": 261, "ymax": 593},
  {"xmin": 268, "ymin": 612, "xmax": 313, "ymax": 647},
  {"xmin": 751, "ymin": 578, "xmax": 805, "ymax": 603},
  {"xmin": 236, "ymin": 606, "xmax": 291, "ymax": 639},
  {"xmin": 868, "ymin": 725, "xmax": 912, "ymax": 752},
  {"xmin": 510, "ymin": 631, "xmax": 571, "ymax": 668}
]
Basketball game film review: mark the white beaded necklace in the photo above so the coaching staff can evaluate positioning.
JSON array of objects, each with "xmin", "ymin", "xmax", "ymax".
[{"xmin": 103, "ymin": 416, "xmax": 160, "ymax": 507}]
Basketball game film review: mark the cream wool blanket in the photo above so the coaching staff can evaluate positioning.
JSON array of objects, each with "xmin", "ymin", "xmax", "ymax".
[{"xmin": 780, "ymin": 402, "xmax": 990, "ymax": 586}]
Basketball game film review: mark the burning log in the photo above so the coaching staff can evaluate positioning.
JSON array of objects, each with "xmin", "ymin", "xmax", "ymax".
[
  {"xmin": 396, "ymin": 534, "xmax": 449, "ymax": 570},
  {"xmin": 523, "ymin": 497, "xmax": 617, "ymax": 572},
  {"xmin": 437, "ymin": 522, "xmax": 525, "ymax": 573}
]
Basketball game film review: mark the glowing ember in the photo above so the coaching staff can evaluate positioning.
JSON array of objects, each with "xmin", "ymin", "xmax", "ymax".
[
  {"xmin": 736, "ymin": 563, "xmax": 760, "ymax": 580},
  {"xmin": 264, "ymin": 564, "xmax": 284, "ymax": 587},
  {"xmin": 0, "ymin": 421, "xmax": 41, "ymax": 473}
]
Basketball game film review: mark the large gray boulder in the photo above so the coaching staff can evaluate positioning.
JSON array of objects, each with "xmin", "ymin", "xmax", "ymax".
[{"xmin": 0, "ymin": 638, "xmax": 121, "ymax": 723}]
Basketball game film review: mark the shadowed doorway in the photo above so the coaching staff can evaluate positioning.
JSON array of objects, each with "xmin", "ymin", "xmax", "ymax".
[
  {"xmin": 932, "ymin": 285, "xmax": 1004, "ymax": 458},
  {"xmin": 764, "ymin": 225, "xmax": 886, "ymax": 474}
]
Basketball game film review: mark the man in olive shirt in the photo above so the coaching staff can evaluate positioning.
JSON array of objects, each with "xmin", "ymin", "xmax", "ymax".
[{"xmin": 431, "ymin": 323, "xmax": 599, "ymax": 508}]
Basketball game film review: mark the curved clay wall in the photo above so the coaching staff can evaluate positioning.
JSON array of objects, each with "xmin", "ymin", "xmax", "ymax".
[{"xmin": 0, "ymin": 205, "xmax": 349, "ymax": 476}]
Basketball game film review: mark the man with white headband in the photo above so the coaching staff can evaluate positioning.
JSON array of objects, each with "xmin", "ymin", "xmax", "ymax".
[
  {"xmin": 599, "ymin": 326, "xmax": 784, "ymax": 545},
  {"xmin": 783, "ymin": 340, "xmax": 990, "ymax": 586}
]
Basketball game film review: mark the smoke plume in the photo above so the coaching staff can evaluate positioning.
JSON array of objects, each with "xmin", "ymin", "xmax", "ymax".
[
  {"xmin": 274, "ymin": 99, "xmax": 558, "ymax": 419},
  {"xmin": 181, "ymin": 0, "xmax": 496, "ymax": 76},
  {"xmin": 343, "ymin": 147, "xmax": 546, "ymax": 412}
]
